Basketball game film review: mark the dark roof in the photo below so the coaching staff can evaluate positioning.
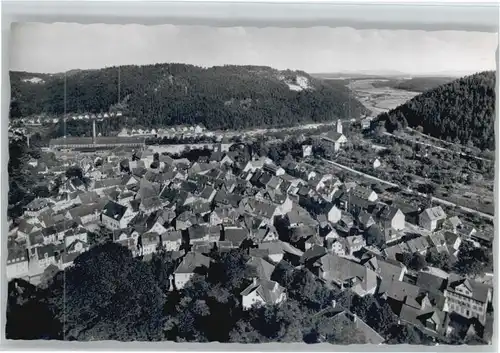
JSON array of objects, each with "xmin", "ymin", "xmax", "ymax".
[
  {"xmin": 391, "ymin": 199, "xmax": 420, "ymax": 214},
  {"xmin": 301, "ymin": 244, "xmax": 327, "ymax": 264},
  {"xmin": 141, "ymin": 232, "xmax": 161, "ymax": 247},
  {"xmin": 180, "ymin": 180, "xmax": 200, "ymax": 194},
  {"xmin": 416, "ymin": 271, "xmax": 447, "ymax": 293},
  {"xmin": 316, "ymin": 308, "xmax": 385, "ymax": 344},
  {"xmin": 323, "ymin": 131, "xmax": 345, "ymax": 142},
  {"xmin": 36, "ymin": 244, "xmax": 57, "ymax": 259},
  {"xmin": 174, "ymin": 251, "xmax": 211, "ymax": 274},
  {"xmin": 258, "ymin": 172, "xmax": 273, "ymax": 186},
  {"xmin": 49, "ymin": 136, "xmax": 145, "ymax": 146},
  {"xmin": 77, "ymin": 191, "xmax": 100, "ymax": 204},
  {"xmin": 247, "ymin": 257, "xmax": 275, "ymax": 280},
  {"xmin": 290, "ymin": 225, "xmax": 316, "ymax": 242},
  {"xmin": 224, "ymin": 227, "xmax": 249, "ymax": 246},
  {"xmin": 7, "ymin": 245, "xmax": 27, "ymax": 263},
  {"xmin": 199, "ymin": 186, "xmax": 215, "ymax": 200},
  {"xmin": 188, "ymin": 224, "xmax": 209, "ymax": 240},
  {"xmin": 339, "ymin": 191, "xmax": 375, "ymax": 212},
  {"xmin": 141, "ymin": 196, "xmax": 163, "ymax": 210},
  {"xmin": 102, "ymin": 201, "xmax": 128, "ymax": 221}
]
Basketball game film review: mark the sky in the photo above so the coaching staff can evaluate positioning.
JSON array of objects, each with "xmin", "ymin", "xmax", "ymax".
[{"xmin": 9, "ymin": 23, "xmax": 498, "ymax": 75}]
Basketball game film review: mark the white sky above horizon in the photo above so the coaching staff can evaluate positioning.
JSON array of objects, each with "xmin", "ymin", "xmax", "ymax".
[{"xmin": 9, "ymin": 23, "xmax": 498, "ymax": 75}]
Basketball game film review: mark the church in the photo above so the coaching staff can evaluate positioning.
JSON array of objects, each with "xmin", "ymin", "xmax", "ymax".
[{"xmin": 320, "ymin": 119, "xmax": 348, "ymax": 152}]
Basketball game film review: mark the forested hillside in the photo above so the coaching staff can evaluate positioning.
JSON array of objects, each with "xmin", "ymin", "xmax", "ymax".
[
  {"xmin": 376, "ymin": 71, "xmax": 496, "ymax": 150},
  {"xmin": 10, "ymin": 64, "xmax": 367, "ymax": 131}
]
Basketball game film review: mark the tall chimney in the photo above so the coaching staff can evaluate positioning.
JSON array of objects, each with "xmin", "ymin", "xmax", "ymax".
[{"xmin": 92, "ymin": 119, "xmax": 96, "ymax": 144}]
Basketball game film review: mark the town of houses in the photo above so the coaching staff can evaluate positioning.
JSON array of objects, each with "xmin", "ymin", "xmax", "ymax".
[{"xmin": 7, "ymin": 129, "xmax": 494, "ymax": 344}]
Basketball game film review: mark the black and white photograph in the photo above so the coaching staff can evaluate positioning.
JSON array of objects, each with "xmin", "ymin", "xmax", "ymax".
[{"xmin": 5, "ymin": 5, "xmax": 498, "ymax": 346}]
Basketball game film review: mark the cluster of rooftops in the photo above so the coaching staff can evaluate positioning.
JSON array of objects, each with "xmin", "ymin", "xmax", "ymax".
[{"xmin": 8, "ymin": 141, "xmax": 494, "ymax": 343}]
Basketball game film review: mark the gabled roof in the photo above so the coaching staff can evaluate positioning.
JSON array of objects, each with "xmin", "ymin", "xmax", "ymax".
[
  {"xmin": 242, "ymin": 214, "xmax": 265, "ymax": 231},
  {"xmin": 447, "ymin": 275, "xmax": 491, "ymax": 303},
  {"xmin": 323, "ymin": 131, "xmax": 345, "ymax": 142},
  {"xmin": 301, "ymin": 244, "xmax": 327, "ymax": 264},
  {"xmin": 67, "ymin": 202, "xmax": 103, "ymax": 219},
  {"xmin": 29, "ymin": 230, "xmax": 44, "ymax": 247},
  {"xmin": 290, "ymin": 225, "xmax": 316, "ymax": 243},
  {"xmin": 141, "ymin": 196, "xmax": 163, "ymax": 210},
  {"xmin": 224, "ymin": 227, "xmax": 249, "ymax": 246},
  {"xmin": 258, "ymin": 241, "xmax": 284, "ymax": 255},
  {"xmin": 358, "ymin": 210, "xmax": 375, "ymax": 226},
  {"xmin": 240, "ymin": 278, "xmax": 285, "ymax": 305},
  {"xmin": 406, "ymin": 236, "xmax": 429, "ymax": 253},
  {"xmin": 188, "ymin": 224, "xmax": 209, "ymax": 240},
  {"xmin": 162, "ymin": 230, "xmax": 182, "ymax": 242},
  {"xmin": 212, "ymin": 206, "xmax": 240, "ymax": 221},
  {"xmin": 446, "ymin": 216, "xmax": 463, "ymax": 228},
  {"xmin": 174, "ymin": 251, "xmax": 211, "ymax": 274},
  {"xmin": 247, "ymin": 257, "xmax": 276, "ymax": 281},
  {"xmin": 319, "ymin": 254, "xmax": 378, "ymax": 293},
  {"xmin": 36, "ymin": 243, "xmax": 57, "ymax": 259},
  {"xmin": 190, "ymin": 201, "xmax": 212, "ymax": 215},
  {"xmin": 94, "ymin": 177, "xmax": 122, "ymax": 190},
  {"xmin": 399, "ymin": 304, "xmax": 444, "ymax": 332},
  {"xmin": 346, "ymin": 235, "xmax": 366, "ymax": 248},
  {"xmin": 416, "ymin": 271, "xmax": 447, "ymax": 293},
  {"xmin": 180, "ymin": 180, "xmax": 200, "ymax": 194},
  {"xmin": 7, "ymin": 244, "xmax": 27, "ymax": 263},
  {"xmin": 66, "ymin": 239, "xmax": 89, "ymax": 252},
  {"xmin": 382, "ymin": 278, "xmax": 421, "ymax": 302},
  {"xmin": 18, "ymin": 219, "xmax": 36, "ymax": 234},
  {"xmin": 428, "ymin": 232, "xmax": 447, "ymax": 248},
  {"xmin": 141, "ymin": 232, "xmax": 161, "ymax": 247},
  {"xmin": 102, "ymin": 201, "xmax": 128, "ymax": 221},
  {"xmin": 243, "ymin": 198, "xmax": 278, "ymax": 219},
  {"xmin": 199, "ymin": 186, "xmax": 216, "ymax": 200},
  {"xmin": 267, "ymin": 176, "xmax": 282, "ymax": 190},
  {"xmin": 444, "ymin": 231, "xmax": 460, "ymax": 246},
  {"xmin": 351, "ymin": 185, "xmax": 376, "ymax": 200},
  {"xmin": 316, "ymin": 308, "xmax": 385, "ymax": 344},
  {"xmin": 421, "ymin": 206, "xmax": 447, "ymax": 221},
  {"xmin": 77, "ymin": 191, "xmax": 101, "ymax": 204}
]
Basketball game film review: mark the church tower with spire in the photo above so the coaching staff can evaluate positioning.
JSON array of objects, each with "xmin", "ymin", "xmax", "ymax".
[{"xmin": 336, "ymin": 119, "xmax": 343, "ymax": 135}]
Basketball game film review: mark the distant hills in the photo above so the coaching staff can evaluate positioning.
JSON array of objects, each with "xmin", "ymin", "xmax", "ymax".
[
  {"xmin": 376, "ymin": 71, "xmax": 496, "ymax": 150},
  {"xmin": 9, "ymin": 64, "xmax": 368, "ymax": 131},
  {"xmin": 311, "ymin": 70, "xmax": 410, "ymax": 80},
  {"xmin": 371, "ymin": 77, "xmax": 457, "ymax": 93}
]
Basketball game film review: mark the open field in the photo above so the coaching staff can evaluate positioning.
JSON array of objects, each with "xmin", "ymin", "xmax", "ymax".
[{"xmin": 347, "ymin": 79, "xmax": 420, "ymax": 115}]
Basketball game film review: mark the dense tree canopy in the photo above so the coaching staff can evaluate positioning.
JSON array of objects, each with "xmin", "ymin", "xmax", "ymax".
[
  {"xmin": 454, "ymin": 241, "xmax": 493, "ymax": 276},
  {"xmin": 11, "ymin": 65, "xmax": 368, "ymax": 133},
  {"xmin": 377, "ymin": 71, "xmax": 495, "ymax": 150},
  {"xmin": 47, "ymin": 243, "xmax": 166, "ymax": 341}
]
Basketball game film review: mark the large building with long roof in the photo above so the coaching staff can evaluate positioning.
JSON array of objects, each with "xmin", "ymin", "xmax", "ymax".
[{"xmin": 49, "ymin": 136, "xmax": 146, "ymax": 151}]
